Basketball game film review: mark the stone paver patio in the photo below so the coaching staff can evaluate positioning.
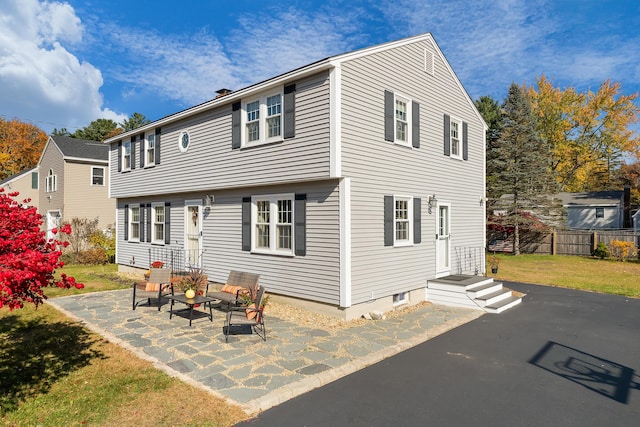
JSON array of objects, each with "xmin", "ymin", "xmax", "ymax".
[{"xmin": 49, "ymin": 289, "xmax": 482, "ymax": 414}]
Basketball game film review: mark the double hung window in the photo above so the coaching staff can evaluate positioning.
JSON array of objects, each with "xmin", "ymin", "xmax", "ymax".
[
  {"xmin": 450, "ymin": 118, "xmax": 461, "ymax": 159},
  {"xmin": 252, "ymin": 194, "xmax": 293, "ymax": 255},
  {"xmin": 129, "ymin": 204, "xmax": 140, "ymax": 241},
  {"xmin": 92, "ymin": 167, "xmax": 104, "ymax": 186},
  {"xmin": 45, "ymin": 169, "xmax": 57, "ymax": 192},
  {"xmin": 395, "ymin": 97, "xmax": 409, "ymax": 144},
  {"xmin": 122, "ymin": 141, "xmax": 132, "ymax": 171},
  {"xmin": 145, "ymin": 133, "xmax": 155, "ymax": 166},
  {"xmin": 243, "ymin": 90, "xmax": 283, "ymax": 145},
  {"xmin": 394, "ymin": 197, "xmax": 413, "ymax": 245},
  {"xmin": 152, "ymin": 203, "xmax": 165, "ymax": 244}
]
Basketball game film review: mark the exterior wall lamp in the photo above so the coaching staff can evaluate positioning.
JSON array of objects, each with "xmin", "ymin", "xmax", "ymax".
[
  {"xmin": 204, "ymin": 194, "xmax": 214, "ymax": 207},
  {"xmin": 427, "ymin": 194, "xmax": 437, "ymax": 214}
]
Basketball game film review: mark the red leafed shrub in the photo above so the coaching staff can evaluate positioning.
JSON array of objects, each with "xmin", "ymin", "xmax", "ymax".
[{"xmin": 0, "ymin": 189, "xmax": 83, "ymax": 310}]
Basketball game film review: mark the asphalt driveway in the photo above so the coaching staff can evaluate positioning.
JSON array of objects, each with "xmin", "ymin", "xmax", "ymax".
[{"xmin": 241, "ymin": 282, "xmax": 640, "ymax": 426}]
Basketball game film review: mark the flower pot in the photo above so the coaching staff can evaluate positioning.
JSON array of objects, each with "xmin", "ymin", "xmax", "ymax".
[
  {"xmin": 185, "ymin": 289, "xmax": 196, "ymax": 299},
  {"xmin": 491, "ymin": 266, "xmax": 498, "ymax": 274}
]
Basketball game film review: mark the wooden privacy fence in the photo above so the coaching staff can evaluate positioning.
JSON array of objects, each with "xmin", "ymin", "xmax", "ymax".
[{"xmin": 489, "ymin": 230, "xmax": 640, "ymax": 256}]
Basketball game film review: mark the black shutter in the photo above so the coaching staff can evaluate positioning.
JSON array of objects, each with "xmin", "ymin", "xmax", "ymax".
[
  {"xmin": 130, "ymin": 137, "xmax": 136, "ymax": 170},
  {"xmin": 384, "ymin": 195, "xmax": 393, "ymax": 246},
  {"xmin": 294, "ymin": 194, "xmax": 306, "ymax": 256},
  {"xmin": 462, "ymin": 122, "xmax": 468, "ymax": 160},
  {"xmin": 164, "ymin": 202, "xmax": 171, "ymax": 244},
  {"xmin": 241, "ymin": 197, "xmax": 251, "ymax": 251},
  {"xmin": 139, "ymin": 134, "xmax": 144, "ymax": 168},
  {"xmin": 284, "ymin": 84, "xmax": 296, "ymax": 139},
  {"xmin": 118, "ymin": 141, "xmax": 122, "ymax": 172},
  {"xmin": 124, "ymin": 204, "xmax": 129, "ymax": 240},
  {"xmin": 444, "ymin": 114, "xmax": 451, "ymax": 156},
  {"xmin": 412, "ymin": 101, "xmax": 420, "ymax": 148},
  {"xmin": 142, "ymin": 203, "xmax": 153, "ymax": 243},
  {"xmin": 155, "ymin": 128, "xmax": 161, "ymax": 164},
  {"xmin": 139, "ymin": 204, "xmax": 145, "ymax": 242},
  {"xmin": 413, "ymin": 198, "xmax": 421, "ymax": 244},
  {"xmin": 384, "ymin": 90, "xmax": 394, "ymax": 142},
  {"xmin": 232, "ymin": 102, "xmax": 241, "ymax": 149}
]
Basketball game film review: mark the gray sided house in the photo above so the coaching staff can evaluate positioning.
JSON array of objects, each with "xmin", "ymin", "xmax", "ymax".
[
  {"xmin": 38, "ymin": 135, "xmax": 114, "ymax": 238},
  {"xmin": 552, "ymin": 191, "xmax": 627, "ymax": 230},
  {"xmin": 106, "ymin": 34, "xmax": 488, "ymax": 319}
]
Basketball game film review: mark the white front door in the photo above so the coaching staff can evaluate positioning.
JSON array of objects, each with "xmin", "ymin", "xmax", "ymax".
[
  {"xmin": 46, "ymin": 210, "xmax": 61, "ymax": 241},
  {"xmin": 184, "ymin": 200, "xmax": 203, "ymax": 267},
  {"xmin": 435, "ymin": 202, "xmax": 451, "ymax": 277}
]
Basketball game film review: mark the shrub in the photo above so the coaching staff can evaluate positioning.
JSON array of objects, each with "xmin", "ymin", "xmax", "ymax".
[
  {"xmin": 607, "ymin": 239, "xmax": 638, "ymax": 262},
  {"xmin": 592, "ymin": 242, "xmax": 608, "ymax": 259}
]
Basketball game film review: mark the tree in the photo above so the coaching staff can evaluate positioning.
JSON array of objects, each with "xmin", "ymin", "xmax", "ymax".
[
  {"xmin": 475, "ymin": 95, "xmax": 502, "ymax": 199},
  {"xmin": 121, "ymin": 112, "xmax": 150, "ymax": 131},
  {"xmin": 527, "ymin": 76, "xmax": 640, "ymax": 191},
  {"xmin": 0, "ymin": 189, "xmax": 83, "ymax": 309},
  {"xmin": 72, "ymin": 119, "xmax": 120, "ymax": 142},
  {"xmin": 0, "ymin": 118, "xmax": 48, "ymax": 181},
  {"xmin": 489, "ymin": 84, "xmax": 553, "ymax": 255},
  {"xmin": 51, "ymin": 127, "xmax": 71, "ymax": 137}
]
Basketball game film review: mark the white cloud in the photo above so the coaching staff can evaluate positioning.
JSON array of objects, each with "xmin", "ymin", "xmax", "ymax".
[{"xmin": 0, "ymin": 0, "xmax": 126, "ymax": 132}]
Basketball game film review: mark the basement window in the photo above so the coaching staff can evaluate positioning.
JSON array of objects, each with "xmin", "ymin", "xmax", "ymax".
[{"xmin": 393, "ymin": 291, "xmax": 408, "ymax": 306}]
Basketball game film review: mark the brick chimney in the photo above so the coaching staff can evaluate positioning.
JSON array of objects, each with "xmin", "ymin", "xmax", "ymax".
[{"xmin": 215, "ymin": 88, "xmax": 232, "ymax": 99}]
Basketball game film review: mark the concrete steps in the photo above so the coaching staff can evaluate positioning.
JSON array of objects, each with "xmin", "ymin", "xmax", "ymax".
[{"xmin": 427, "ymin": 275, "xmax": 523, "ymax": 313}]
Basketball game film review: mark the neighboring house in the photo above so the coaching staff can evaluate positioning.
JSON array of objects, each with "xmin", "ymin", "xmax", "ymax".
[
  {"xmin": 552, "ymin": 191, "xmax": 627, "ymax": 230},
  {"xmin": 105, "ymin": 33, "xmax": 488, "ymax": 319},
  {"xmin": 36, "ymin": 135, "xmax": 114, "ymax": 239},
  {"xmin": 0, "ymin": 167, "xmax": 40, "ymax": 206}
]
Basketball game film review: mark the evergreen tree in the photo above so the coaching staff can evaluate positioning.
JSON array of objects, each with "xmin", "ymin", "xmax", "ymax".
[
  {"xmin": 121, "ymin": 112, "xmax": 150, "ymax": 131},
  {"xmin": 72, "ymin": 119, "xmax": 119, "ymax": 142},
  {"xmin": 489, "ymin": 83, "xmax": 553, "ymax": 255},
  {"xmin": 475, "ymin": 95, "xmax": 502, "ymax": 199}
]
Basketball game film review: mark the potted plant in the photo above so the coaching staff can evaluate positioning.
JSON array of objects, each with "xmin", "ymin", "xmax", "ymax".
[
  {"xmin": 177, "ymin": 267, "xmax": 208, "ymax": 299},
  {"xmin": 489, "ymin": 253, "xmax": 500, "ymax": 274}
]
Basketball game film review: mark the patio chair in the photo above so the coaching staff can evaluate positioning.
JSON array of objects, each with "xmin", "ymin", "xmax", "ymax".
[
  {"xmin": 132, "ymin": 268, "xmax": 172, "ymax": 311},
  {"xmin": 224, "ymin": 287, "xmax": 267, "ymax": 342},
  {"xmin": 207, "ymin": 271, "xmax": 260, "ymax": 308}
]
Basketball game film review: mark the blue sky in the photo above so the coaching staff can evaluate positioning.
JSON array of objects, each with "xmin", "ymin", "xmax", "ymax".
[{"xmin": 0, "ymin": 0, "xmax": 638, "ymax": 135}]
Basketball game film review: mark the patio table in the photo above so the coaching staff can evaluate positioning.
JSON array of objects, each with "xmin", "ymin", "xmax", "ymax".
[{"xmin": 166, "ymin": 294, "xmax": 215, "ymax": 326}]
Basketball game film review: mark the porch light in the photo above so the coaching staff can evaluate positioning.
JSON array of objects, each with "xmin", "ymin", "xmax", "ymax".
[
  {"xmin": 204, "ymin": 194, "xmax": 214, "ymax": 207},
  {"xmin": 427, "ymin": 194, "xmax": 437, "ymax": 214}
]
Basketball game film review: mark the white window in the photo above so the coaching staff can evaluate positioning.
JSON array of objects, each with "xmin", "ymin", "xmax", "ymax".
[
  {"xmin": 152, "ymin": 203, "xmax": 165, "ymax": 244},
  {"xmin": 393, "ymin": 292, "xmax": 408, "ymax": 306},
  {"xmin": 91, "ymin": 167, "xmax": 104, "ymax": 186},
  {"xmin": 122, "ymin": 141, "xmax": 132, "ymax": 170},
  {"xmin": 252, "ymin": 194, "xmax": 293, "ymax": 255},
  {"xmin": 450, "ymin": 116, "xmax": 462, "ymax": 159},
  {"xmin": 243, "ymin": 90, "xmax": 283, "ymax": 146},
  {"xmin": 129, "ymin": 204, "xmax": 140, "ymax": 242},
  {"xmin": 178, "ymin": 130, "xmax": 190, "ymax": 153},
  {"xmin": 45, "ymin": 169, "xmax": 57, "ymax": 192},
  {"xmin": 145, "ymin": 133, "xmax": 155, "ymax": 166},
  {"xmin": 394, "ymin": 94, "xmax": 412, "ymax": 146},
  {"xmin": 394, "ymin": 196, "xmax": 413, "ymax": 246}
]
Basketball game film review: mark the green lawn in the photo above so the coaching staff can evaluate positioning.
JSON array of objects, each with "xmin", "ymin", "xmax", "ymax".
[{"xmin": 489, "ymin": 253, "xmax": 640, "ymax": 298}]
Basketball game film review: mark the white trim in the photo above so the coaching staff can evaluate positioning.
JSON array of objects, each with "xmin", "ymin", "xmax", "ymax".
[
  {"xmin": 150, "ymin": 202, "xmax": 165, "ymax": 244},
  {"xmin": 330, "ymin": 65, "xmax": 342, "ymax": 178},
  {"xmin": 144, "ymin": 131, "xmax": 156, "ymax": 167},
  {"xmin": 90, "ymin": 166, "xmax": 105, "ymax": 186},
  {"xmin": 241, "ymin": 88, "xmax": 284, "ymax": 147},
  {"xmin": 128, "ymin": 203, "xmax": 141, "ymax": 242},
  {"xmin": 339, "ymin": 178, "xmax": 351, "ymax": 308},
  {"xmin": 250, "ymin": 193, "xmax": 295, "ymax": 256},
  {"xmin": 393, "ymin": 92, "xmax": 412, "ymax": 147},
  {"xmin": 448, "ymin": 115, "xmax": 463, "ymax": 160},
  {"xmin": 122, "ymin": 140, "xmax": 132, "ymax": 171},
  {"xmin": 393, "ymin": 195, "xmax": 414, "ymax": 247},
  {"xmin": 178, "ymin": 130, "xmax": 190, "ymax": 153},
  {"xmin": 435, "ymin": 200, "xmax": 451, "ymax": 278}
]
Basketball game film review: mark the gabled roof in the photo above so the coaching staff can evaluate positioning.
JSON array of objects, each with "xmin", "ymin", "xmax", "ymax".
[
  {"xmin": 105, "ymin": 33, "xmax": 486, "ymax": 144},
  {"xmin": 0, "ymin": 167, "xmax": 37, "ymax": 186},
  {"xmin": 51, "ymin": 135, "xmax": 109, "ymax": 161},
  {"xmin": 552, "ymin": 191, "xmax": 624, "ymax": 206}
]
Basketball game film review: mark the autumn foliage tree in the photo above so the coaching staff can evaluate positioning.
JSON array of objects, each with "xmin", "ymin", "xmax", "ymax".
[
  {"xmin": 0, "ymin": 189, "xmax": 83, "ymax": 310},
  {"xmin": 0, "ymin": 118, "xmax": 48, "ymax": 181}
]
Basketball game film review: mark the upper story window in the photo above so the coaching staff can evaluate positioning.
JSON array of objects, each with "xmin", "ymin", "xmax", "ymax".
[
  {"xmin": 251, "ymin": 194, "xmax": 293, "ymax": 255},
  {"xmin": 450, "ymin": 117, "xmax": 462, "ymax": 159},
  {"xmin": 384, "ymin": 90, "xmax": 419, "ymax": 148},
  {"xmin": 242, "ymin": 90, "xmax": 283, "ymax": 146},
  {"xmin": 122, "ymin": 141, "xmax": 132, "ymax": 171},
  {"xmin": 129, "ymin": 204, "xmax": 140, "ymax": 242},
  {"xmin": 152, "ymin": 202, "xmax": 165, "ymax": 244},
  {"xmin": 145, "ymin": 133, "xmax": 155, "ymax": 166},
  {"xmin": 395, "ymin": 96, "xmax": 411, "ymax": 145},
  {"xmin": 178, "ymin": 130, "xmax": 190, "ymax": 153},
  {"xmin": 91, "ymin": 167, "xmax": 105, "ymax": 186},
  {"xmin": 45, "ymin": 169, "xmax": 57, "ymax": 193}
]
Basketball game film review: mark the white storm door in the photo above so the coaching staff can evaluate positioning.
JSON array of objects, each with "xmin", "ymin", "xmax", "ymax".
[
  {"xmin": 184, "ymin": 200, "xmax": 203, "ymax": 267},
  {"xmin": 435, "ymin": 202, "xmax": 451, "ymax": 277},
  {"xmin": 47, "ymin": 210, "xmax": 61, "ymax": 241}
]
